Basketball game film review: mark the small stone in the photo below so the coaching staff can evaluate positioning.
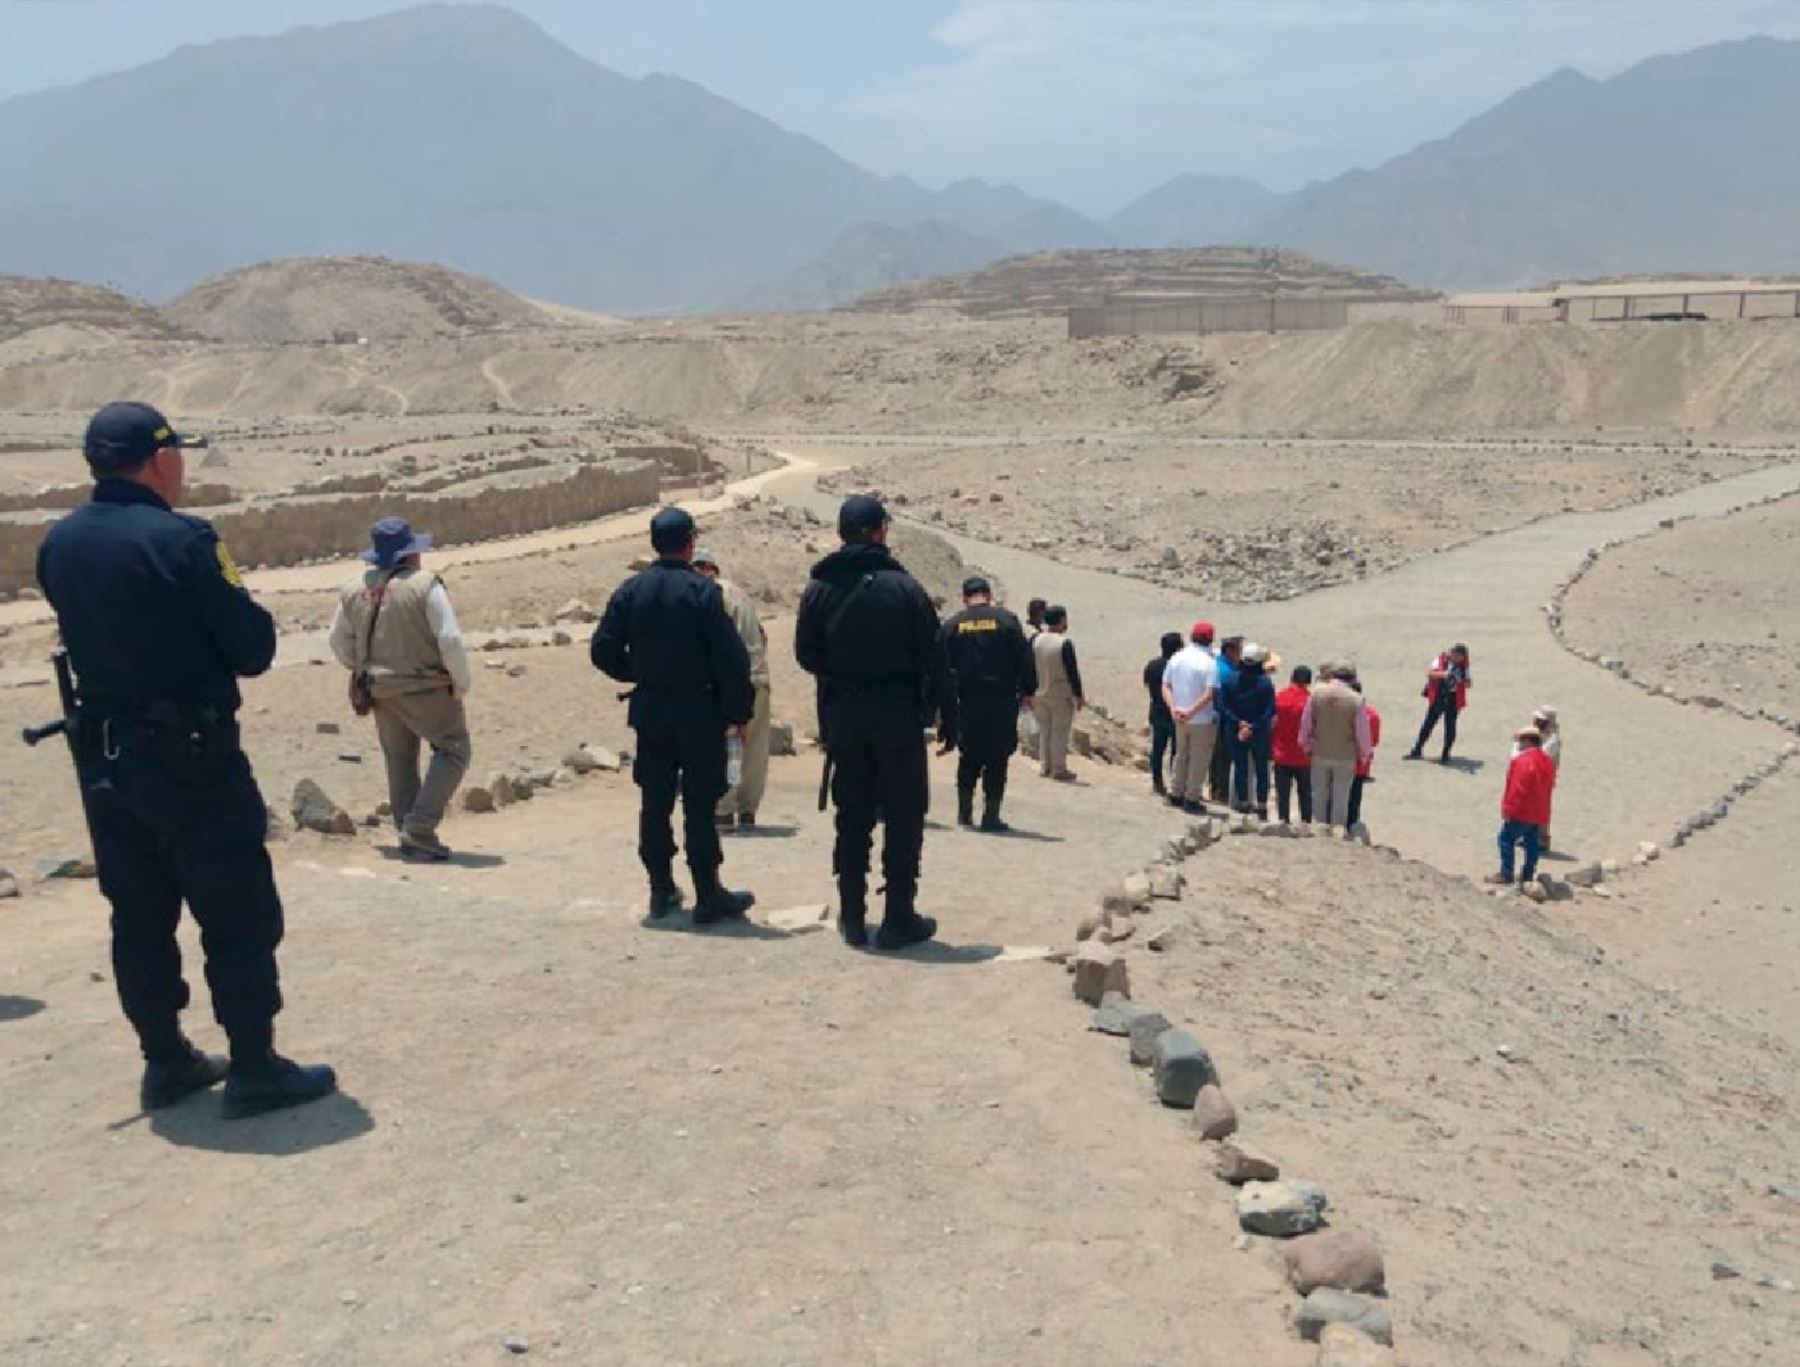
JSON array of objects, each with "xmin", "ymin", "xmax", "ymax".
[
  {"xmin": 1098, "ymin": 916, "xmax": 1135, "ymax": 944},
  {"xmin": 1237, "ymin": 1180, "xmax": 1329, "ymax": 1237},
  {"xmin": 1294, "ymin": 1289, "xmax": 1392, "ymax": 1346},
  {"xmin": 1121, "ymin": 871, "xmax": 1153, "ymax": 907},
  {"xmin": 1768, "ymin": 1183, "xmax": 1800, "ymax": 1204},
  {"xmin": 315, "ymin": 721, "xmax": 341, "ymax": 735},
  {"xmin": 291, "ymin": 778, "xmax": 355, "ymax": 836},
  {"xmin": 552, "ymin": 598, "xmax": 596, "ymax": 624},
  {"xmin": 551, "ymin": 629, "xmax": 573, "ymax": 647},
  {"xmin": 1093, "ymin": 992, "xmax": 1145, "ymax": 1036},
  {"xmin": 1521, "ymin": 881, "xmax": 1548, "ymax": 903},
  {"xmin": 502, "ymin": 1335, "xmax": 530, "ymax": 1355},
  {"xmin": 35, "ymin": 855, "xmax": 97, "ymax": 880},
  {"xmin": 1152, "ymin": 1029, "xmax": 1217, "ymax": 1107},
  {"xmin": 1315, "ymin": 1323, "xmax": 1399, "ymax": 1366},
  {"xmin": 463, "ymin": 786, "xmax": 496, "ymax": 814},
  {"xmin": 1284, "ymin": 1229, "xmax": 1386, "ymax": 1294},
  {"xmin": 1215, "ymin": 1140, "xmax": 1280, "ymax": 1184},
  {"xmin": 1074, "ymin": 911, "xmax": 1103, "ymax": 942},
  {"xmin": 1191, "ymin": 1085, "xmax": 1238, "ymax": 1139},
  {"xmin": 0, "ymin": 868, "xmax": 20, "ymax": 898},
  {"xmin": 1566, "ymin": 862, "xmax": 1603, "ymax": 888},
  {"xmin": 1128, "ymin": 1011, "xmax": 1173, "ymax": 1066},
  {"xmin": 590, "ymin": 749, "xmax": 623, "ymax": 772},
  {"xmin": 1755, "ymin": 1274, "xmax": 1797, "ymax": 1293},
  {"xmin": 563, "ymin": 747, "xmax": 601, "ymax": 774},
  {"xmin": 488, "ymin": 773, "xmax": 518, "ymax": 807},
  {"xmin": 1071, "ymin": 942, "xmax": 1128, "ymax": 1005},
  {"xmin": 337, "ymin": 750, "xmax": 362, "ymax": 763},
  {"xmin": 1712, "ymin": 1259, "xmax": 1741, "ymax": 1280},
  {"xmin": 765, "ymin": 904, "xmax": 829, "ymax": 933},
  {"xmin": 1146, "ymin": 926, "xmax": 1180, "ymax": 953},
  {"xmin": 1148, "ymin": 866, "xmax": 1183, "ymax": 900}
]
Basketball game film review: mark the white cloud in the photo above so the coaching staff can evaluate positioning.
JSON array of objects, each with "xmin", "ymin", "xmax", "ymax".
[{"xmin": 839, "ymin": 0, "xmax": 1800, "ymax": 213}]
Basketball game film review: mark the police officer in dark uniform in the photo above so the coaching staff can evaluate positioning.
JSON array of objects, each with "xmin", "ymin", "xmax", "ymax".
[
  {"xmin": 592, "ymin": 507, "xmax": 756, "ymax": 923},
  {"xmin": 35, "ymin": 402, "xmax": 337, "ymax": 1118},
  {"xmin": 937, "ymin": 576, "xmax": 1036, "ymax": 834},
  {"xmin": 795, "ymin": 495, "xmax": 941, "ymax": 950}
]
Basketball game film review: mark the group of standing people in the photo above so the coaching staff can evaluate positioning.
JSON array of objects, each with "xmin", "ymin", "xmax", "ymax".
[{"xmin": 1147, "ymin": 623, "xmax": 1385, "ymax": 831}]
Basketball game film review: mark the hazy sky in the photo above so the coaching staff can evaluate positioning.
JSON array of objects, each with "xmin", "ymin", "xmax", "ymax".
[{"xmin": 5, "ymin": 0, "xmax": 1800, "ymax": 213}]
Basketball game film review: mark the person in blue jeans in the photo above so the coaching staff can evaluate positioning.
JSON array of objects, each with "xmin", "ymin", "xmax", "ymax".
[
  {"xmin": 1219, "ymin": 642, "xmax": 1277, "ymax": 816},
  {"xmin": 1143, "ymin": 631, "xmax": 1183, "ymax": 795}
]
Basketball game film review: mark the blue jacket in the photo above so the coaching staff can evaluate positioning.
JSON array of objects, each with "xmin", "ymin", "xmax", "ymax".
[{"xmin": 1219, "ymin": 667, "xmax": 1276, "ymax": 735}]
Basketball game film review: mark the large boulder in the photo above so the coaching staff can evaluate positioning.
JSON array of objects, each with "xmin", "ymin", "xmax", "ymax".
[
  {"xmin": 1152, "ymin": 1029, "xmax": 1217, "ymax": 1107},
  {"xmin": 1236, "ymin": 1180, "xmax": 1329, "ymax": 1237},
  {"xmin": 1283, "ymin": 1229, "xmax": 1386, "ymax": 1294},
  {"xmin": 1294, "ymin": 1289, "xmax": 1393, "ymax": 1347}
]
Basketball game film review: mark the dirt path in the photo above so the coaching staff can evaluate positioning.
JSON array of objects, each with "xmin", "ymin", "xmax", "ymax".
[{"xmin": 768, "ymin": 444, "xmax": 1800, "ymax": 879}]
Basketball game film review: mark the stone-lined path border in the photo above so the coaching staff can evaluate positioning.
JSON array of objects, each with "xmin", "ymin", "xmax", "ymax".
[
  {"xmin": 1056, "ymin": 810, "xmax": 1403, "ymax": 1364},
  {"xmin": 1544, "ymin": 485, "xmax": 1800, "ymax": 865}
]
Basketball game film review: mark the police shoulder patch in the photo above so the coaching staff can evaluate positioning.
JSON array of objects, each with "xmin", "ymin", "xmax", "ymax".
[{"xmin": 215, "ymin": 539, "xmax": 245, "ymax": 589}]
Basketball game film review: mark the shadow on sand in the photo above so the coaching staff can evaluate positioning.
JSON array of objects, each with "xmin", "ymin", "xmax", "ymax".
[
  {"xmin": 0, "ymin": 994, "xmax": 47, "ymax": 1024},
  {"xmin": 377, "ymin": 846, "xmax": 507, "ymax": 870},
  {"xmin": 131, "ymin": 1090, "xmax": 375, "ymax": 1156},
  {"xmin": 639, "ymin": 914, "xmax": 794, "ymax": 942}
]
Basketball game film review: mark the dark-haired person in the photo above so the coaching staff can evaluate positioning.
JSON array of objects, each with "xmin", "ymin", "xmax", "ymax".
[
  {"xmin": 796, "ymin": 496, "xmax": 942, "ymax": 950},
  {"xmin": 593, "ymin": 507, "xmax": 756, "ymax": 924},
  {"xmin": 1407, "ymin": 642, "xmax": 1472, "ymax": 764},
  {"xmin": 938, "ymin": 576, "xmax": 1036, "ymax": 832},
  {"xmin": 1025, "ymin": 598, "xmax": 1048, "ymax": 639},
  {"xmin": 1271, "ymin": 664, "xmax": 1314, "ymax": 824},
  {"xmin": 1030, "ymin": 605, "xmax": 1083, "ymax": 781},
  {"xmin": 1144, "ymin": 631, "xmax": 1183, "ymax": 795},
  {"xmin": 36, "ymin": 402, "xmax": 336, "ymax": 1117},
  {"xmin": 1219, "ymin": 642, "xmax": 1277, "ymax": 816}
]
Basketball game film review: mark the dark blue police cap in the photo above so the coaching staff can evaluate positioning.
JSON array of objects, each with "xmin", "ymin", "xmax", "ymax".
[
  {"xmin": 837, "ymin": 494, "xmax": 888, "ymax": 538},
  {"xmin": 84, "ymin": 401, "xmax": 191, "ymax": 474},
  {"xmin": 650, "ymin": 505, "xmax": 696, "ymax": 553}
]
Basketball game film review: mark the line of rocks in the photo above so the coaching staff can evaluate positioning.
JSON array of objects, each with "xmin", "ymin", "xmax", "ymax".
[
  {"xmin": 1544, "ymin": 485, "xmax": 1800, "ymax": 863},
  {"xmin": 1064, "ymin": 812, "xmax": 1398, "ymax": 1362}
]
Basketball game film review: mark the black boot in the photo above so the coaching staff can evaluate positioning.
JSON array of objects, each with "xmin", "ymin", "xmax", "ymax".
[
  {"xmin": 140, "ymin": 1037, "xmax": 228, "ymax": 1111},
  {"xmin": 837, "ymin": 877, "xmax": 869, "ymax": 948},
  {"xmin": 979, "ymin": 796, "xmax": 1010, "ymax": 834},
  {"xmin": 875, "ymin": 880, "xmax": 937, "ymax": 951},
  {"xmin": 693, "ymin": 872, "xmax": 755, "ymax": 925},
  {"xmin": 956, "ymin": 789, "xmax": 975, "ymax": 827},
  {"xmin": 221, "ymin": 1051, "xmax": 338, "ymax": 1120},
  {"xmin": 646, "ymin": 864, "xmax": 684, "ymax": 919}
]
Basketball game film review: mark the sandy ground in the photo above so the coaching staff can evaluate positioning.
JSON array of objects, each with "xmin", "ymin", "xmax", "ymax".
[
  {"xmin": 3, "ymin": 319, "xmax": 1800, "ymax": 1363},
  {"xmin": 1560, "ymin": 492, "xmax": 1800, "ymax": 723},
  {"xmin": 817, "ymin": 434, "xmax": 1775, "ymax": 601}
]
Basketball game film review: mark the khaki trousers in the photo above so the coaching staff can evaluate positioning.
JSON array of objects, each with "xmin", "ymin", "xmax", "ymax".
[
  {"xmin": 373, "ymin": 688, "xmax": 471, "ymax": 838},
  {"xmin": 1172, "ymin": 721, "xmax": 1216, "ymax": 801},
  {"xmin": 718, "ymin": 683, "xmax": 771, "ymax": 818},
  {"xmin": 1038, "ymin": 695, "xmax": 1076, "ymax": 776},
  {"xmin": 1311, "ymin": 758, "xmax": 1356, "ymax": 828}
]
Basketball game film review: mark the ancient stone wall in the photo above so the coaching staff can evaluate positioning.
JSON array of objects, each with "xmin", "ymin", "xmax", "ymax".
[{"xmin": 0, "ymin": 461, "xmax": 659, "ymax": 592}]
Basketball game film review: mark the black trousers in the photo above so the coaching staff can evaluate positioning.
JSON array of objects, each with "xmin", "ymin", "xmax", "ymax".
[
  {"xmin": 1149, "ymin": 713, "xmax": 1175, "ymax": 788},
  {"xmin": 1208, "ymin": 725, "xmax": 1233, "ymax": 801},
  {"xmin": 1348, "ymin": 774, "xmax": 1368, "ymax": 827},
  {"xmin": 80, "ymin": 736, "xmax": 283, "ymax": 1062},
  {"xmin": 954, "ymin": 693, "xmax": 1018, "ymax": 803},
  {"xmin": 831, "ymin": 723, "xmax": 928, "ymax": 909},
  {"xmin": 1414, "ymin": 694, "xmax": 1458, "ymax": 757},
  {"xmin": 633, "ymin": 719, "xmax": 728, "ymax": 887},
  {"xmin": 1274, "ymin": 764, "xmax": 1312, "ymax": 824}
]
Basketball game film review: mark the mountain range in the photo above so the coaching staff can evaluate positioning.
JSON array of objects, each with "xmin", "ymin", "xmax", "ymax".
[{"xmin": 1, "ymin": 5, "xmax": 1798, "ymax": 312}]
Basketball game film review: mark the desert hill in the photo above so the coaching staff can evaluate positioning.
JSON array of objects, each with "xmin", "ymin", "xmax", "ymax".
[
  {"xmin": 164, "ymin": 256, "xmax": 556, "ymax": 344},
  {"xmin": 0, "ymin": 4, "xmax": 1105, "ymax": 315},
  {"xmin": 849, "ymin": 246, "xmax": 1430, "ymax": 317},
  {"xmin": 0, "ymin": 275, "xmax": 179, "ymax": 344}
]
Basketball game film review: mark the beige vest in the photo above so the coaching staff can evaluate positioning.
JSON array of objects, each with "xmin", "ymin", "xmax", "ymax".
[
  {"xmin": 1309, "ymin": 680, "xmax": 1362, "ymax": 763},
  {"xmin": 719, "ymin": 578, "xmax": 768, "ymax": 686},
  {"xmin": 339, "ymin": 567, "xmax": 450, "ymax": 698},
  {"xmin": 1032, "ymin": 630, "xmax": 1073, "ymax": 703}
]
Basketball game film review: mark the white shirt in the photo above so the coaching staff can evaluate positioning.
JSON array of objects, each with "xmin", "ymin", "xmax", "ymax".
[
  {"xmin": 329, "ymin": 579, "xmax": 473, "ymax": 696},
  {"xmin": 1162, "ymin": 644, "xmax": 1218, "ymax": 725}
]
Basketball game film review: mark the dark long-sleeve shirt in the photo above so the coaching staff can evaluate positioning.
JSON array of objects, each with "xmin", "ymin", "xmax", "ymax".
[
  {"xmin": 592, "ymin": 557, "xmax": 754, "ymax": 729},
  {"xmin": 37, "ymin": 478, "xmax": 276, "ymax": 716},
  {"xmin": 1219, "ymin": 667, "xmax": 1277, "ymax": 734}
]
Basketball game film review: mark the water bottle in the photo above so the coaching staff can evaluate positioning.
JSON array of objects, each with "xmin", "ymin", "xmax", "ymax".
[{"xmin": 725, "ymin": 730, "xmax": 744, "ymax": 788}]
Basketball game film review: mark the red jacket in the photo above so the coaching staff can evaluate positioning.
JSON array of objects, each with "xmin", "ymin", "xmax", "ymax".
[
  {"xmin": 1424, "ymin": 653, "xmax": 1470, "ymax": 711},
  {"xmin": 1272, "ymin": 684, "xmax": 1311, "ymax": 768},
  {"xmin": 1502, "ymin": 747, "xmax": 1556, "ymax": 825},
  {"xmin": 1355, "ymin": 706, "xmax": 1381, "ymax": 778}
]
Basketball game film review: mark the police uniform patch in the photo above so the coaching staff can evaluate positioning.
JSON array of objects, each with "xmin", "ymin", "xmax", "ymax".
[{"xmin": 215, "ymin": 540, "xmax": 245, "ymax": 589}]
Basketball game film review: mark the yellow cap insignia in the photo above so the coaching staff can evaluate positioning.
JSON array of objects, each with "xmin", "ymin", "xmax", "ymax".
[{"xmin": 215, "ymin": 540, "xmax": 244, "ymax": 589}]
